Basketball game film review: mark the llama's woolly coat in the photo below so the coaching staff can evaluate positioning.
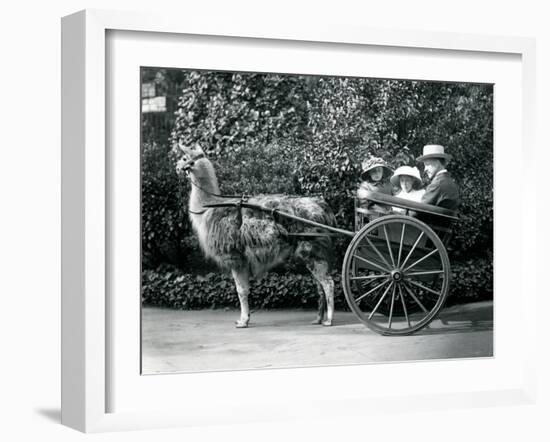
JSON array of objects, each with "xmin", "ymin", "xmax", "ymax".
[{"xmin": 192, "ymin": 194, "xmax": 336, "ymax": 277}]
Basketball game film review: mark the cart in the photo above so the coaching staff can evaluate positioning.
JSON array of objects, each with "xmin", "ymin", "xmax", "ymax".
[
  {"xmin": 345, "ymin": 191, "xmax": 458, "ymax": 335},
  {"xmin": 203, "ymin": 190, "xmax": 458, "ymax": 336}
]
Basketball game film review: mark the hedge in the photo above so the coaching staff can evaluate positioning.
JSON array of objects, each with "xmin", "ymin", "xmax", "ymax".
[
  {"xmin": 142, "ymin": 256, "xmax": 493, "ymax": 311},
  {"xmin": 141, "ymin": 268, "xmax": 343, "ymax": 310}
]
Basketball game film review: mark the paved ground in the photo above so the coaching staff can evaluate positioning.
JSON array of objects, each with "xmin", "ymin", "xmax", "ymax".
[{"xmin": 141, "ymin": 301, "xmax": 493, "ymax": 374}]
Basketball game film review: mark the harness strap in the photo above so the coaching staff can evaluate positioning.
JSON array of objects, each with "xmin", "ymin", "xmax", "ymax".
[{"xmin": 189, "ymin": 208, "xmax": 208, "ymax": 215}]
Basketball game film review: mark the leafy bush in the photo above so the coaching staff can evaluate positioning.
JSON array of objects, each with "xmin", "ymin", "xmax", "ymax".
[
  {"xmin": 142, "ymin": 258, "xmax": 493, "ymax": 311},
  {"xmin": 142, "ymin": 267, "xmax": 348, "ymax": 310},
  {"xmin": 141, "ymin": 142, "xmax": 190, "ymax": 268},
  {"xmin": 448, "ymin": 256, "xmax": 493, "ymax": 303}
]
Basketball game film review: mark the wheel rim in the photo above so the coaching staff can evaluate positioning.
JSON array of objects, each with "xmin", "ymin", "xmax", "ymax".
[{"xmin": 342, "ymin": 215, "xmax": 450, "ymax": 335}]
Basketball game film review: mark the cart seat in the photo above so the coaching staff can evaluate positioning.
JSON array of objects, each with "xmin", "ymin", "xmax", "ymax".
[
  {"xmin": 361, "ymin": 191, "xmax": 459, "ymax": 221},
  {"xmin": 356, "ymin": 191, "xmax": 458, "ymax": 246}
]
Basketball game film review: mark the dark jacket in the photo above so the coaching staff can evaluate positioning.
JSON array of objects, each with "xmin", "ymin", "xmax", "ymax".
[
  {"xmin": 421, "ymin": 171, "xmax": 460, "ymax": 210},
  {"xmin": 357, "ymin": 180, "xmax": 393, "ymax": 198},
  {"xmin": 357, "ymin": 180, "xmax": 393, "ymax": 211}
]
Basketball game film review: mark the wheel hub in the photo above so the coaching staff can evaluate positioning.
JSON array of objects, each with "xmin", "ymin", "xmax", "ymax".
[{"xmin": 391, "ymin": 270, "xmax": 403, "ymax": 282}]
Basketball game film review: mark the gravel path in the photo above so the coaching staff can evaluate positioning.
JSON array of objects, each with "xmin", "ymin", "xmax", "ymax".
[{"xmin": 141, "ymin": 301, "xmax": 493, "ymax": 374}]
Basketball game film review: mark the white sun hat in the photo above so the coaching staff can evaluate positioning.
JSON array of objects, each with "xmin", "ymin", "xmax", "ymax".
[{"xmin": 390, "ymin": 165, "xmax": 423, "ymax": 187}]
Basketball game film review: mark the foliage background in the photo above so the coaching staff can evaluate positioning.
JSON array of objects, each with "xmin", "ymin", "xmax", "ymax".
[{"xmin": 141, "ymin": 68, "xmax": 493, "ymax": 309}]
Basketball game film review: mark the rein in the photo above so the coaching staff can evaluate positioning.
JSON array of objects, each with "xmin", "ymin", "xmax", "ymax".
[
  {"xmin": 183, "ymin": 153, "xmax": 250, "ymax": 216},
  {"xmin": 188, "ymin": 207, "xmax": 208, "ymax": 215},
  {"xmin": 186, "ymin": 174, "xmax": 251, "ymax": 201}
]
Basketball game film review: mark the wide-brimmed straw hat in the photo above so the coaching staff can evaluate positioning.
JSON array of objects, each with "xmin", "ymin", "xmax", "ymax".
[
  {"xmin": 390, "ymin": 166, "xmax": 423, "ymax": 188},
  {"xmin": 361, "ymin": 157, "xmax": 393, "ymax": 180},
  {"xmin": 416, "ymin": 144, "xmax": 452, "ymax": 163}
]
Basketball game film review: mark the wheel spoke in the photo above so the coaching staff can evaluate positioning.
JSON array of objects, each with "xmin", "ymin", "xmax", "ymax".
[
  {"xmin": 382, "ymin": 225, "xmax": 396, "ymax": 267},
  {"xmin": 364, "ymin": 236, "xmax": 393, "ymax": 271},
  {"xmin": 397, "ymin": 223, "xmax": 406, "ymax": 267},
  {"xmin": 400, "ymin": 231, "xmax": 425, "ymax": 270},
  {"xmin": 357, "ymin": 245, "xmax": 389, "ymax": 271},
  {"xmin": 387, "ymin": 284, "xmax": 396, "ymax": 329},
  {"xmin": 353, "ymin": 254, "xmax": 391, "ymax": 273},
  {"xmin": 405, "ymin": 269, "xmax": 444, "ymax": 277},
  {"xmin": 407, "ymin": 279, "xmax": 443, "ymax": 297},
  {"xmin": 398, "ymin": 284, "xmax": 410, "ymax": 327},
  {"xmin": 402, "ymin": 281, "xmax": 429, "ymax": 313},
  {"xmin": 368, "ymin": 282, "xmax": 394, "ymax": 320},
  {"xmin": 355, "ymin": 279, "xmax": 390, "ymax": 303},
  {"xmin": 403, "ymin": 249, "xmax": 439, "ymax": 273},
  {"xmin": 350, "ymin": 274, "xmax": 390, "ymax": 281}
]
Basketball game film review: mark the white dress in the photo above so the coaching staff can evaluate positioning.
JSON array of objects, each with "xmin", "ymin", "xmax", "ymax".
[{"xmin": 393, "ymin": 188, "xmax": 425, "ymax": 213}]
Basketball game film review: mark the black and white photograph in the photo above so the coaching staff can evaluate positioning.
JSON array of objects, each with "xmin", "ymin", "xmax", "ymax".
[
  {"xmin": 140, "ymin": 68, "xmax": 494, "ymax": 374},
  {"xmin": 3, "ymin": 0, "xmax": 548, "ymax": 439}
]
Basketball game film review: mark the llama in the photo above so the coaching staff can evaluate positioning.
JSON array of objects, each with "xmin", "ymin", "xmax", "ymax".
[{"xmin": 177, "ymin": 143, "xmax": 336, "ymax": 328}]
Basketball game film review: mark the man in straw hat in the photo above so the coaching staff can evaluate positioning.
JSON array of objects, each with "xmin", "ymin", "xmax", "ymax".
[{"xmin": 417, "ymin": 144, "xmax": 460, "ymax": 211}]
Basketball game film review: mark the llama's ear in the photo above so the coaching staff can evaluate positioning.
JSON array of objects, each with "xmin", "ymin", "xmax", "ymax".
[
  {"xmin": 194, "ymin": 143, "xmax": 204, "ymax": 154},
  {"xmin": 178, "ymin": 142, "xmax": 191, "ymax": 157},
  {"xmin": 178, "ymin": 142, "xmax": 204, "ymax": 157}
]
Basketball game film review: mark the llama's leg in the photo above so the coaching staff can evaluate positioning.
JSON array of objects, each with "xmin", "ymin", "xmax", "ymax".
[
  {"xmin": 308, "ymin": 261, "xmax": 334, "ymax": 326},
  {"xmin": 311, "ymin": 281, "xmax": 327, "ymax": 325},
  {"xmin": 231, "ymin": 268, "xmax": 250, "ymax": 328}
]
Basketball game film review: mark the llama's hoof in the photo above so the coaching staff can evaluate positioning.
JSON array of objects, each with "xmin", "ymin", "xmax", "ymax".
[
  {"xmin": 322, "ymin": 319, "xmax": 333, "ymax": 327},
  {"xmin": 235, "ymin": 319, "xmax": 249, "ymax": 328}
]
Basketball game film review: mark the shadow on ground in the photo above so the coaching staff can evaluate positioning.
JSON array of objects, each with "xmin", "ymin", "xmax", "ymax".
[{"xmin": 35, "ymin": 408, "xmax": 61, "ymax": 423}]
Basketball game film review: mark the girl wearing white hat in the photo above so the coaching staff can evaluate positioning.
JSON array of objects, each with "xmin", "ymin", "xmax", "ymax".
[{"xmin": 391, "ymin": 166, "xmax": 425, "ymax": 214}]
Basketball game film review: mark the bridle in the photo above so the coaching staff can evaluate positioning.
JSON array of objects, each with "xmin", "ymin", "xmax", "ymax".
[
  {"xmin": 178, "ymin": 152, "xmax": 205, "ymax": 173},
  {"xmin": 180, "ymin": 152, "xmax": 249, "ymax": 215}
]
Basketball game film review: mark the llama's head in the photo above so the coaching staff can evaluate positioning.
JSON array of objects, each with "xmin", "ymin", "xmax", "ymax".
[
  {"xmin": 176, "ymin": 143, "xmax": 206, "ymax": 175},
  {"xmin": 176, "ymin": 143, "xmax": 219, "ymax": 193}
]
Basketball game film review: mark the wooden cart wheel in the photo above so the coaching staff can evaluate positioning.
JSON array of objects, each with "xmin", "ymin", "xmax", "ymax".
[{"xmin": 342, "ymin": 214, "xmax": 450, "ymax": 335}]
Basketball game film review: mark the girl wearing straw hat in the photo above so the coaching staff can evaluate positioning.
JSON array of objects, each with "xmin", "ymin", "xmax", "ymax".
[
  {"xmin": 357, "ymin": 157, "xmax": 393, "ymax": 198},
  {"xmin": 357, "ymin": 156, "xmax": 393, "ymax": 213},
  {"xmin": 391, "ymin": 165, "xmax": 425, "ymax": 214}
]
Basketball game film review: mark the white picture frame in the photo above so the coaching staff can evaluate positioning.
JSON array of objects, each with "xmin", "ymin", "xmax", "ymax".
[{"xmin": 61, "ymin": 9, "xmax": 537, "ymax": 433}]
